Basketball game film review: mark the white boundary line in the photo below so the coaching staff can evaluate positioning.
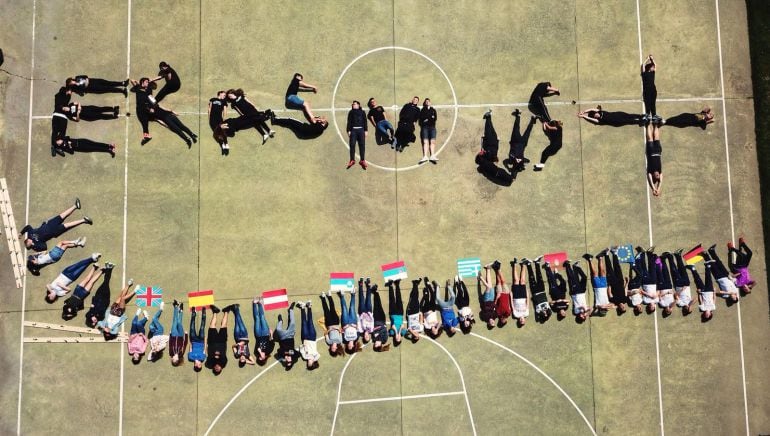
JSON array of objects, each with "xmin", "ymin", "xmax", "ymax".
[
  {"xmin": 470, "ymin": 333, "xmax": 597, "ymax": 435},
  {"xmin": 25, "ymin": 96, "xmax": 726, "ymax": 120},
  {"xmin": 714, "ymin": 1, "xmax": 749, "ymax": 434},
  {"xmin": 203, "ymin": 360, "xmax": 282, "ymax": 436},
  {"xmin": 329, "ymin": 46, "xmax": 459, "ymax": 172},
  {"xmin": 420, "ymin": 335, "xmax": 477, "ymax": 436},
  {"xmin": 17, "ymin": 1, "xmax": 36, "ymax": 434},
  {"xmin": 329, "ymin": 345, "xmax": 362, "ymax": 435},
  {"xmin": 635, "ymin": 2, "xmax": 665, "ymax": 435},
  {"xmin": 337, "ymin": 391, "xmax": 465, "ymax": 405},
  {"xmin": 117, "ymin": 1, "xmax": 132, "ymax": 435}
]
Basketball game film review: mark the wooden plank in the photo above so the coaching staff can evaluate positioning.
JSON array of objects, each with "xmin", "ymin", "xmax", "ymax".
[
  {"xmin": 24, "ymin": 336, "xmax": 128, "ymax": 343},
  {"xmin": 0, "ymin": 178, "xmax": 24, "ymax": 288},
  {"xmin": 23, "ymin": 320, "xmax": 128, "ymax": 336}
]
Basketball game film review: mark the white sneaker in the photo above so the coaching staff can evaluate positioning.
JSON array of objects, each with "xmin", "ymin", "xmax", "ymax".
[
  {"xmin": 76, "ymin": 236, "xmax": 87, "ymax": 247},
  {"xmin": 534, "ymin": 163, "xmax": 545, "ymax": 170},
  {"xmin": 306, "ymin": 300, "xmax": 312, "ymax": 307},
  {"xmin": 418, "ymin": 156, "xmax": 429, "ymax": 164},
  {"xmin": 143, "ymin": 310, "xmax": 149, "ymax": 319},
  {"xmin": 262, "ymin": 134, "xmax": 269, "ymax": 144},
  {"xmin": 159, "ymin": 301, "xmax": 165, "ymax": 311},
  {"xmin": 269, "ymin": 130, "xmax": 276, "ymax": 138},
  {"xmin": 429, "ymin": 155, "xmax": 438, "ymax": 162},
  {"xmin": 91, "ymin": 252, "xmax": 101, "ymax": 261},
  {"xmin": 128, "ymin": 278, "xmax": 134, "ymax": 286},
  {"xmin": 135, "ymin": 308, "xmax": 141, "ymax": 316}
]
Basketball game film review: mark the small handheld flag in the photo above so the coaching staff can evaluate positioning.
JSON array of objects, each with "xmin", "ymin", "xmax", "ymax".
[
  {"xmin": 381, "ymin": 261, "xmax": 408, "ymax": 282},
  {"xmin": 330, "ymin": 272, "xmax": 355, "ymax": 292},
  {"xmin": 262, "ymin": 289, "xmax": 289, "ymax": 311},
  {"xmin": 457, "ymin": 257, "xmax": 482, "ymax": 278},
  {"xmin": 683, "ymin": 244, "xmax": 704, "ymax": 265},
  {"xmin": 135, "ymin": 285, "xmax": 163, "ymax": 307},
  {"xmin": 615, "ymin": 244, "xmax": 635, "ymax": 264},
  {"xmin": 543, "ymin": 252, "xmax": 568, "ymax": 267},
  {"xmin": 188, "ymin": 290, "xmax": 214, "ymax": 309}
]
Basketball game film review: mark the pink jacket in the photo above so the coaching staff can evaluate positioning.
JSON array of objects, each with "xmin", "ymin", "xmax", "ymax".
[{"xmin": 127, "ymin": 333, "xmax": 148, "ymax": 355}]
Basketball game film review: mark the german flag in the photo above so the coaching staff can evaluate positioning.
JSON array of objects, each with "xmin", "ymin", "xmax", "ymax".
[{"xmin": 683, "ymin": 244, "xmax": 704, "ymax": 265}]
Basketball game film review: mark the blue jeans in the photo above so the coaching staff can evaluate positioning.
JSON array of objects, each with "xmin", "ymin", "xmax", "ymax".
[
  {"xmin": 61, "ymin": 257, "xmax": 95, "ymax": 281},
  {"xmin": 300, "ymin": 307, "xmax": 316, "ymax": 341},
  {"xmin": 252, "ymin": 302, "xmax": 270, "ymax": 337},
  {"xmin": 436, "ymin": 285, "xmax": 456, "ymax": 309},
  {"xmin": 130, "ymin": 315, "xmax": 147, "ymax": 335},
  {"xmin": 358, "ymin": 282, "xmax": 372, "ymax": 314},
  {"xmin": 274, "ymin": 309, "xmax": 295, "ymax": 341},
  {"xmin": 338, "ymin": 292, "xmax": 357, "ymax": 325},
  {"xmin": 189, "ymin": 309, "xmax": 206, "ymax": 342},
  {"xmin": 376, "ymin": 120, "xmax": 394, "ymax": 136},
  {"xmin": 285, "ymin": 94, "xmax": 304, "ymax": 108},
  {"xmin": 149, "ymin": 308, "xmax": 164, "ymax": 337},
  {"xmin": 171, "ymin": 305, "xmax": 184, "ymax": 338},
  {"xmin": 232, "ymin": 305, "xmax": 248, "ymax": 340}
]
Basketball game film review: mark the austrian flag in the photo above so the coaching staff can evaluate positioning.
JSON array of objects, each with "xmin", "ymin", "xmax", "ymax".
[{"xmin": 262, "ymin": 289, "xmax": 289, "ymax": 310}]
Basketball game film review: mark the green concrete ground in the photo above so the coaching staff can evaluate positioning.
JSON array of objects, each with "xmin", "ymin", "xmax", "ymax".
[{"xmin": 0, "ymin": 0, "xmax": 768, "ymax": 435}]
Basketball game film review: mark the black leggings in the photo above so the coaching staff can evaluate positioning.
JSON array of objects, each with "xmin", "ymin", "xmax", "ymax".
[
  {"xmin": 406, "ymin": 281, "xmax": 421, "ymax": 315},
  {"xmin": 528, "ymin": 83, "xmax": 553, "ymax": 122},
  {"xmin": 79, "ymin": 106, "xmax": 117, "ymax": 121},
  {"xmin": 136, "ymin": 109, "xmax": 150, "ymax": 135},
  {"xmin": 455, "ymin": 280, "xmax": 470, "ymax": 309},
  {"xmin": 419, "ymin": 283, "xmax": 436, "ymax": 312},
  {"xmin": 85, "ymin": 269, "xmax": 111, "ymax": 325},
  {"xmin": 387, "ymin": 281, "xmax": 403, "ymax": 316},
  {"xmin": 349, "ymin": 129, "xmax": 365, "ymax": 161},
  {"xmin": 605, "ymin": 253, "xmax": 627, "ymax": 300},
  {"xmin": 372, "ymin": 291, "xmax": 386, "ymax": 323},
  {"xmin": 155, "ymin": 83, "xmax": 180, "ymax": 103},
  {"xmin": 482, "ymin": 116, "xmax": 499, "ymax": 158},
  {"xmin": 69, "ymin": 138, "xmax": 112, "ymax": 154},
  {"xmin": 628, "ymin": 264, "xmax": 642, "ymax": 289},
  {"xmin": 159, "ymin": 114, "xmax": 195, "ymax": 142},
  {"xmin": 509, "ymin": 114, "xmax": 536, "ymax": 158},
  {"xmin": 666, "ymin": 253, "xmax": 690, "ymax": 288},
  {"xmin": 564, "ymin": 263, "xmax": 587, "ymax": 295},
  {"xmin": 643, "ymin": 83, "xmax": 657, "ymax": 115},
  {"xmin": 707, "ymin": 248, "xmax": 730, "ymax": 279},
  {"xmin": 691, "ymin": 266, "xmax": 714, "ymax": 293},
  {"xmin": 637, "ymin": 251, "xmax": 658, "ymax": 285},
  {"xmin": 664, "ymin": 113, "xmax": 702, "ymax": 128},
  {"xmin": 656, "ymin": 257, "xmax": 673, "ymax": 289},
  {"xmin": 320, "ymin": 294, "xmax": 340, "ymax": 325},
  {"xmin": 539, "ymin": 140, "xmax": 562, "ymax": 165},
  {"xmin": 526, "ymin": 262, "xmax": 545, "ymax": 294},
  {"xmin": 51, "ymin": 116, "xmax": 68, "ymax": 142},
  {"xmin": 85, "ymin": 78, "xmax": 125, "ymax": 94},
  {"xmin": 728, "ymin": 241, "xmax": 752, "ymax": 270}
]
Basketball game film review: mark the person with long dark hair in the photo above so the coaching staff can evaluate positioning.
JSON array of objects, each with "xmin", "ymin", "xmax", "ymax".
[
  {"xmin": 85, "ymin": 267, "xmax": 114, "ymax": 328},
  {"xmin": 151, "ymin": 61, "xmax": 181, "ymax": 103},
  {"xmin": 298, "ymin": 301, "xmax": 321, "ymax": 369},
  {"xmin": 346, "ymin": 100, "xmax": 368, "ymax": 169},
  {"xmin": 405, "ymin": 279, "xmax": 424, "ymax": 342},
  {"xmin": 66, "ymin": 75, "xmax": 127, "ymax": 96},
  {"xmin": 61, "ymin": 261, "xmax": 109, "ymax": 320},
  {"xmin": 454, "ymin": 276, "xmax": 475, "ymax": 332},
  {"xmin": 508, "ymin": 109, "xmax": 537, "ymax": 169},
  {"xmin": 320, "ymin": 291, "xmax": 344, "ymax": 357},
  {"xmin": 386, "ymin": 280, "xmax": 407, "ymax": 345},
  {"xmin": 577, "ymin": 105, "xmax": 643, "ymax": 127},
  {"xmin": 252, "ymin": 297, "xmax": 275, "ymax": 365},
  {"xmin": 221, "ymin": 88, "xmax": 274, "ymax": 144},
  {"xmin": 394, "ymin": 96, "xmax": 420, "ymax": 151},
  {"xmin": 208, "ymin": 91, "xmax": 229, "ymax": 154},
  {"xmin": 663, "ymin": 250, "xmax": 693, "ymax": 315},
  {"xmin": 534, "ymin": 120, "xmax": 563, "ymax": 171},
  {"xmin": 728, "ymin": 237, "xmax": 755, "ymax": 294},
  {"xmin": 687, "ymin": 263, "xmax": 715, "ymax": 321},
  {"xmin": 662, "ymin": 107, "xmax": 714, "ymax": 129},
  {"xmin": 370, "ymin": 289, "xmax": 391, "ymax": 351}
]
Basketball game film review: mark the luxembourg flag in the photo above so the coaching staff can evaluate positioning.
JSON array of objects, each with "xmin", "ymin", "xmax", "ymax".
[
  {"xmin": 381, "ymin": 260, "xmax": 408, "ymax": 282},
  {"xmin": 262, "ymin": 289, "xmax": 289, "ymax": 311},
  {"xmin": 330, "ymin": 272, "xmax": 355, "ymax": 292}
]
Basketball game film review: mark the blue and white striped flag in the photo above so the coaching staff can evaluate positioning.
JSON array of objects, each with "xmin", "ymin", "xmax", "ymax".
[{"xmin": 457, "ymin": 257, "xmax": 482, "ymax": 278}]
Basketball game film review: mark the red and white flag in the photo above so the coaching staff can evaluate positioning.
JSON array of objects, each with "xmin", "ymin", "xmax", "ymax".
[{"xmin": 262, "ymin": 288, "xmax": 288, "ymax": 311}]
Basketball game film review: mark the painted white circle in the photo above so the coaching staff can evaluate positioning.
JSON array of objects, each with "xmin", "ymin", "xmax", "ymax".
[{"xmin": 331, "ymin": 46, "xmax": 459, "ymax": 172}]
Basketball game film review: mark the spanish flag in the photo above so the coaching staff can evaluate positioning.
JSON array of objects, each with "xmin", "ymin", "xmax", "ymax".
[
  {"xmin": 683, "ymin": 244, "xmax": 704, "ymax": 265},
  {"xmin": 188, "ymin": 290, "xmax": 215, "ymax": 309}
]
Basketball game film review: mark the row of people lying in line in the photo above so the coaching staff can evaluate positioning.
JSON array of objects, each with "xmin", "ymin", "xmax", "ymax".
[{"xmin": 37, "ymin": 238, "xmax": 753, "ymax": 375}]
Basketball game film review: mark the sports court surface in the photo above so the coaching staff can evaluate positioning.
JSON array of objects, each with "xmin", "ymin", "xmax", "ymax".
[{"xmin": 0, "ymin": 0, "xmax": 768, "ymax": 435}]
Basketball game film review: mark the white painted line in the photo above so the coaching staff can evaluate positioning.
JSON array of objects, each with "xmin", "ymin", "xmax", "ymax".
[
  {"xmin": 117, "ymin": 2, "xmax": 132, "ymax": 435},
  {"xmin": 420, "ymin": 335, "xmax": 477, "ymax": 436},
  {"xmin": 330, "ymin": 345, "xmax": 362, "ymax": 436},
  {"xmin": 204, "ymin": 360, "xmax": 282, "ymax": 436},
  {"xmin": 635, "ymin": 3, "xmax": 665, "ymax": 435},
  {"xmin": 205, "ymin": 337, "xmax": 325, "ymax": 436},
  {"xmin": 17, "ymin": 1, "xmax": 36, "ymax": 434},
  {"xmin": 714, "ymin": 1, "xmax": 749, "ymax": 434},
  {"xmin": 338, "ymin": 391, "xmax": 464, "ymax": 405},
  {"xmin": 470, "ymin": 333, "xmax": 597, "ymax": 436},
  {"xmin": 111, "ymin": 96, "xmax": 727, "ymax": 119},
  {"xmin": 329, "ymin": 46, "xmax": 459, "ymax": 172}
]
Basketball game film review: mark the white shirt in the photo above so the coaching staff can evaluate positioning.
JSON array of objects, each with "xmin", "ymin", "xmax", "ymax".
[
  {"xmin": 571, "ymin": 293, "xmax": 588, "ymax": 315},
  {"xmin": 343, "ymin": 325, "xmax": 358, "ymax": 342},
  {"xmin": 423, "ymin": 311, "xmax": 439, "ymax": 328},
  {"xmin": 642, "ymin": 284, "xmax": 658, "ymax": 303},
  {"xmin": 675, "ymin": 286, "xmax": 692, "ymax": 306},
  {"xmin": 49, "ymin": 274, "xmax": 73, "ymax": 296},
  {"xmin": 658, "ymin": 289, "xmax": 674, "ymax": 307},
  {"xmin": 407, "ymin": 313, "xmax": 423, "ymax": 332},
  {"xmin": 594, "ymin": 287, "xmax": 610, "ymax": 306},
  {"xmin": 300, "ymin": 339, "xmax": 320, "ymax": 361},
  {"xmin": 513, "ymin": 298, "xmax": 529, "ymax": 318},
  {"xmin": 458, "ymin": 306, "xmax": 473, "ymax": 319}
]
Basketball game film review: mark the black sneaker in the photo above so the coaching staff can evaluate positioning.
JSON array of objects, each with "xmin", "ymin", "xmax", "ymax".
[
  {"xmin": 492, "ymin": 260, "xmax": 501, "ymax": 271},
  {"xmin": 511, "ymin": 109, "xmax": 521, "ymax": 116},
  {"xmin": 83, "ymin": 216, "xmax": 93, "ymax": 225},
  {"xmin": 582, "ymin": 253, "xmax": 593, "ymax": 261},
  {"xmin": 75, "ymin": 198, "xmax": 81, "ymax": 210},
  {"xmin": 210, "ymin": 304, "xmax": 221, "ymax": 314},
  {"xmin": 191, "ymin": 134, "xmax": 198, "ymax": 144}
]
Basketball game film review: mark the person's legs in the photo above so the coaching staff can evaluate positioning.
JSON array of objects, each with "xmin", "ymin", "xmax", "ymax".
[
  {"xmin": 149, "ymin": 308, "xmax": 164, "ymax": 337},
  {"xmin": 372, "ymin": 290, "xmax": 386, "ymax": 322},
  {"xmin": 286, "ymin": 307, "xmax": 296, "ymax": 335},
  {"xmin": 455, "ymin": 280, "xmax": 469, "ymax": 308},
  {"xmin": 420, "ymin": 285, "xmax": 432, "ymax": 313},
  {"xmin": 58, "ymin": 202, "xmax": 78, "ymax": 220},
  {"xmin": 189, "ymin": 309, "xmax": 200, "ymax": 341},
  {"xmin": 575, "ymin": 264, "xmax": 588, "ymax": 291},
  {"xmin": 302, "ymin": 101, "xmax": 315, "ymax": 123},
  {"xmin": 357, "ymin": 280, "xmax": 364, "ymax": 314},
  {"xmin": 172, "ymin": 305, "xmax": 185, "ymax": 337},
  {"xmin": 407, "ymin": 280, "xmax": 420, "ymax": 315},
  {"xmin": 116, "ymin": 282, "xmax": 136, "ymax": 308},
  {"xmin": 429, "ymin": 136, "xmax": 437, "ymax": 157},
  {"xmin": 232, "ymin": 305, "xmax": 248, "ymax": 339},
  {"xmin": 708, "ymin": 247, "xmax": 730, "ymax": 278},
  {"xmin": 364, "ymin": 283, "xmax": 373, "ymax": 312},
  {"xmin": 130, "ymin": 314, "xmax": 147, "ymax": 334},
  {"xmin": 484, "ymin": 115, "xmax": 498, "ymax": 142},
  {"xmin": 81, "ymin": 266, "xmax": 104, "ymax": 292},
  {"xmin": 388, "ymin": 282, "xmax": 397, "ymax": 314},
  {"xmin": 61, "ymin": 257, "xmax": 95, "ymax": 281}
]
